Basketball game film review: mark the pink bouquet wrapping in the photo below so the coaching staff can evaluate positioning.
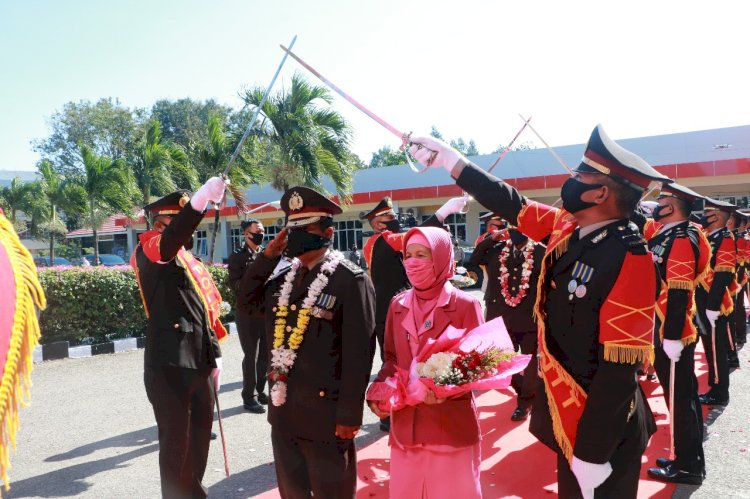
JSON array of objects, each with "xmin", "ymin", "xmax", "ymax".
[{"xmin": 368, "ymin": 317, "xmax": 531, "ymax": 412}]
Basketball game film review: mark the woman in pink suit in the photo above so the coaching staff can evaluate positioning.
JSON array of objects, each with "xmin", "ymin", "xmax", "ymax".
[{"xmin": 366, "ymin": 226, "xmax": 484, "ymax": 498}]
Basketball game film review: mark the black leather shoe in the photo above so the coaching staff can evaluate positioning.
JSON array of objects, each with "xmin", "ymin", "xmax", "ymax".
[
  {"xmin": 257, "ymin": 392, "xmax": 269, "ymax": 405},
  {"xmin": 655, "ymin": 457, "xmax": 674, "ymax": 468},
  {"xmin": 379, "ymin": 417, "xmax": 391, "ymax": 432},
  {"xmin": 699, "ymin": 393, "xmax": 729, "ymax": 406},
  {"xmin": 648, "ymin": 465, "xmax": 703, "ymax": 485},
  {"xmin": 511, "ymin": 407, "xmax": 530, "ymax": 422},
  {"xmin": 244, "ymin": 400, "xmax": 266, "ymax": 414},
  {"xmin": 728, "ymin": 357, "xmax": 740, "ymax": 369},
  {"xmin": 210, "ymin": 431, "xmax": 218, "ymax": 440}
]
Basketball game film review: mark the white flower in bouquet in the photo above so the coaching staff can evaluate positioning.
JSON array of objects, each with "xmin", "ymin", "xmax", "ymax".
[
  {"xmin": 219, "ymin": 301, "xmax": 231, "ymax": 317},
  {"xmin": 417, "ymin": 352, "xmax": 459, "ymax": 380}
]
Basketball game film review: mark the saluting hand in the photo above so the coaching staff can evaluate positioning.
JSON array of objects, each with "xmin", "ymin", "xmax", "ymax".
[
  {"xmin": 335, "ymin": 424, "xmax": 360, "ymax": 440},
  {"xmin": 263, "ymin": 228, "xmax": 288, "ymax": 259}
]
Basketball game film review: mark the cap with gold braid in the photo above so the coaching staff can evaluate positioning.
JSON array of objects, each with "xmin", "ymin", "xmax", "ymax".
[
  {"xmin": 281, "ymin": 186, "xmax": 343, "ymax": 228},
  {"xmin": 575, "ymin": 124, "xmax": 672, "ymax": 192},
  {"xmin": 703, "ymin": 197, "xmax": 736, "ymax": 214},
  {"xmin": 143, "ymin": 190, "xmax": 191, "ymax": 217},
  {"xmin": 361, "ymin": 197, "xmax": 396, "ymax": 221}
]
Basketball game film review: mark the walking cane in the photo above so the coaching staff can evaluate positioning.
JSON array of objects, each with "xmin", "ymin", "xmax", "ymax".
[
  {"xmin": 213, "ymin": 384, "xmax": 230, "ymax": 477},
  {"xmin": 668, "ymin": 359, "xmax": 676, "ymax": 461}
]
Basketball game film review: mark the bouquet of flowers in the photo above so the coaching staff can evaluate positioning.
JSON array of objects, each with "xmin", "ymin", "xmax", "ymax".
[{"xmin": 367, "ymin": 317, "xmax": 531, "ymax": 411}]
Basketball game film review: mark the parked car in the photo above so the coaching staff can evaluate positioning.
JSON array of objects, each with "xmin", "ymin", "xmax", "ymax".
[
  {"xmin": 83, "ymin": 254, "xmax": 127, "ymax": 266},
  {"xmin": 33, "ymin": 256, "xmax": 72, "ymax": 267}
]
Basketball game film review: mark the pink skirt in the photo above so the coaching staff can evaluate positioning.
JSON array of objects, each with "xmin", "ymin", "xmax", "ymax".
[{"xmin": 389, "ymin": 443, "xmax": 482, "ymax": 499}]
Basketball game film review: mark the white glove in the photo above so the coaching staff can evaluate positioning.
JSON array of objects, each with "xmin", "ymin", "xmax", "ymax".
[
  {"xmin": 407, "ymin": 136, "xmax": 467, "ymax": 174},
  {"xmin": 436, "ymin": 196, "xmax": 468, "ymax": 221},
  {"xmin": 662, "ymin": 338, "xmax": 684, "ymax": 363},
  {"xmin": 211, "ymin": 357, "xmax": 223, "ymax": 392},
  {"xmin": 571, "ymin": 456, "xmax": 612, "ymax": 499},
  {"xmin": 639, "ymin": 200, "xmax": 658, "ymax": 216},
  {"xmin": 705, "ymin": 309, "xmax": 721, "ymax": 325},
  {"xmin": 191, "ymin": 177, "xmax": 227, "ymax": 212}
]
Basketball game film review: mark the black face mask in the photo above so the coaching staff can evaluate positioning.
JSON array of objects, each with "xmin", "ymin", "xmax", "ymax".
[
  {"xmin": 561, "ymin": 177, "xmax": 604, "ymax": 214},
  {"xmin": 699, "ymin": 214, "xmax": 717, "ymax": 229},
  {"xmin": 383, "ymin": 219, "xmax": 402, "ymax": 233},
  {"xmin": 651, "ymin": 205, "xmax": 671, "ymax": 222},
  {"xmin": 248, "ymin": 232, "xmax": 264, "ymax": 246},
  {"xmin": 508, "ymin": 229, "xmax": 528, "ymax": 246},
  {"xmin": 285, "ymin": 230, "xmax": 331, "ymax": 258}
]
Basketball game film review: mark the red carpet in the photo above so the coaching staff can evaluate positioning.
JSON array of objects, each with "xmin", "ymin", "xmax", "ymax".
[{"xmin": 260, "ymin": 346, "xmax": 716, "ymax": 498}]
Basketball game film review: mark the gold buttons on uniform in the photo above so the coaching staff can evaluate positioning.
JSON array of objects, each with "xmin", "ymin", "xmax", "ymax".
[
  {"xmin": 290, "ymin": 304, "xmax": 297, "ymax": 311},
  {"xmin": 319, "ymin": 390, "xmax": 325, "ymax": 397},
  {"xmin": 174, "ymin": 323, "xmax": 180, "ymax": 329},
  {"xmin": 286, "ymin": 326, "xmax": 292, "ymax": 332}
]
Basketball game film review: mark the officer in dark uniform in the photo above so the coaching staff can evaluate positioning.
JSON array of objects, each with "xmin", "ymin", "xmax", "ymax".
[
  {"xmin": 734, "ymin": 211, "xmax": 750, "ymax": 347},
  {"xmin": 470, "ymin": 219, "xmax": 544, "ymax": 421},
  {"xmin": 228, "ymin": 218, "xmax": 268, "ymax": 413},
  {"xmin": 726, "ymin": 210, "xmax": 745, "ymax": 362},
  {"xmin": 410, "ymin": 125, "xmax": 665, "ymax": 498},
  {"xmin": 643, "ymin": 183, "xmax": 710, "ymax": 485},
  {"xmin": 130, "ymin": 178, "xmax": 226, "ymax": 499},
  {"xmin": 238, "ymin": 186, "xmax": 375, "ymax": 499},
  {"xmin": 696, "ymin": 198, "xmax": 737, "ymax": 406}
]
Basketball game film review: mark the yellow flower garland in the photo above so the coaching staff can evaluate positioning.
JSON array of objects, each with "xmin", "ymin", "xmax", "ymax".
[{"xmin": 273, "ymin": 305, "xmax": 313, "ymax": 351}]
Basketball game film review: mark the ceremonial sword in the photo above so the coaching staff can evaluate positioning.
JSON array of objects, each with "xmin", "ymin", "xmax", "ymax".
[
  {"xmin": 668, "ymin": 359, "xmax": 676, "ymax": 461},
  {"xmin": 213, "ymin": 384, "xmax": 230, "ymax": 477},
  {"xmin": 280, "ymin": 45, "xmax": 436, "ymax": 173},
  {"xmin": 487, "ymin": 116, "xmax": 533, "ymax": 174},
  {"xmin": 223, "ymin": 35, "xmax": 297, "ymax": 178}
]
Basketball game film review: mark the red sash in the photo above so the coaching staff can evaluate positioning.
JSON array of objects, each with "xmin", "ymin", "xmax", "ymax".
[{"xmin": 132, "ymin": 231, "xmax": 227, "ymax": 342}]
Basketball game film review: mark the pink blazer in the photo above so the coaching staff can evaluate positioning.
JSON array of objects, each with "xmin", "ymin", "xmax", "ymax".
[{"xmin": 372, "ymin": 284, "xmax": 484, "ymax": 448}]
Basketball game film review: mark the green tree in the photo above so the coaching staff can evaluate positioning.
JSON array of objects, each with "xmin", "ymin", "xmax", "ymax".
[
  {"xmin": 193, "ymin": 112, "xmax": 265, "ymax": 260},
  {"xmin": 492, "ymin": 141, "xmax": 534, "ymax": 153},
  {"xmin": 430, "ymin": 126, "xmax": 444, "ymax": 140},
  {"xmin": 77, "ymin": 144, "xmax": 138, "ymax": 265},
  {"xmin": 450, "ymin": 138, "xmax": 479, "ymax": 156},
  {"xmin": 0, "ymin": 177, "xmax": 34, "ymax": 232},
  {"xmin": 368, "ymin": 145, "xmax": 405, "ymax": 168},
  {"xmin": 131, "ymin": 119, "xmax": 198, "ymax": 212},
  {"xmin": 242, "ymin": 73, "xmax": 357, "ymax": 198},
  {"xmin": 33, "ymin": 98, "xmax": 143, "ymax": 177},
  {"xmin": 31, "ymin": 160, "xmax": 87, "ymax": 263}
]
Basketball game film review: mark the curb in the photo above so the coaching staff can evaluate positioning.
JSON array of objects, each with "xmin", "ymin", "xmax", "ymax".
[{"xmin": 32, "ymin": 322, "xmax": 238, "ymax": 363}]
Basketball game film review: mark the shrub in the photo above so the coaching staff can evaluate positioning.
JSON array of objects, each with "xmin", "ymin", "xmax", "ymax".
[{"xmin": 37, "ymin": 264, "xmax": 234, "ymax": 345}]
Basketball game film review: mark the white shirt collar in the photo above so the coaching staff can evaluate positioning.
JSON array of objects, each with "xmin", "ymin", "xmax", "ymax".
[{"xmin": 579, "ymin": 219, "xmax": 619, "ymax": 239}]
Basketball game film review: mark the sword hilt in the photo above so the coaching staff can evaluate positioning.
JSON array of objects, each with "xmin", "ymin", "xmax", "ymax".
[{"xmin": 401, "ymin": 132, "xmax": 436, "ymax": 174}]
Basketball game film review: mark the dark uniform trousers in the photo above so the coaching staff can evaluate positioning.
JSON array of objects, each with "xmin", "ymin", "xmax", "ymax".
[
  {"xmin": 235, "ymin": 312, "xmax": 268, "ymax": 404},
  {"xmin": 487, "ymin": 302, "xmax": 537, "ymax": 410},
  {"xmin": 144, "ymin": 366, "xmax": 214, "ymax": 499},
  {"xmin": 272, "ymin": 429, "xmax": 356, "ymax": 499},
  {"xmin": 653, "ymin": 336, "xmax": 704, "ymax": 473},
  {"xmin": 696, "ymin": 290, "xmax": 731, "ymax": 400},
  {"xmin": 734, "ymin": 287, "xmax": 747, "ymax": 344}
]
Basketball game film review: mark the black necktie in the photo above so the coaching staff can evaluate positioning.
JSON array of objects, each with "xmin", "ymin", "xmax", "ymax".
[{"xmin": 294, "ymin": 266, "xmax": 310, "ymax": 288}]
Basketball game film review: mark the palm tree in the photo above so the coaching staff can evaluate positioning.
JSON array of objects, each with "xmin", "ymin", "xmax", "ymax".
[
  {"xmin": 241, "ymin": 72, "xmax": 358, "ymax": 198},
  {"xmin": 0, "ymin": 177, "xmax": 34, "ymax": 225},
  {"xmin": 132, "ymin": 119, "xmax": 198, "ymax": 218},
  {"xmin": 32, "ymin": 160, "xmax": 86, "ymax": 263},
  {"xmin": 193, "ymin": 112, "xmax": 265, "ymax": 260},
  {"xmin": 78, "ymin": 144, "xmax": 138, "ymax": 265}
]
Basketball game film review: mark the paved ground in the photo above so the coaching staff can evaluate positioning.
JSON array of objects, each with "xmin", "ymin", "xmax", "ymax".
[{"xmin": 4, "ymin": 289, "xmax": 750, "ymax": 498}]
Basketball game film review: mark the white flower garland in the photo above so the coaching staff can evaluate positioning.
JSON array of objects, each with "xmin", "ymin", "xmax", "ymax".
[
  {"xmin": 269, "ymin": 250, "xmax": 344, "ymax": 406},
  {"xmin": 498, "ymin": 240, "xmax": 535, "ymax": 307}
]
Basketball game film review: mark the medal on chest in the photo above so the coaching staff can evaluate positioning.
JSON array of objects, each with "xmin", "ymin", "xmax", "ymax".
[{"xmin": 567, "ymin": 261, "xmax": 595, "ymax": 301}]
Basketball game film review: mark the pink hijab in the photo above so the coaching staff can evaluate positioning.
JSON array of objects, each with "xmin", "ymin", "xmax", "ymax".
[{"xmin": 403, "ymin": 226, "xmax": 454, "ymax": 301}]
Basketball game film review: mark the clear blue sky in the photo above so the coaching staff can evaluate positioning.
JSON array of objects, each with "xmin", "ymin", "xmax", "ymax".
[{"xmin": 2, "ymin": 0, "xmax": 749, "ymax": 172}]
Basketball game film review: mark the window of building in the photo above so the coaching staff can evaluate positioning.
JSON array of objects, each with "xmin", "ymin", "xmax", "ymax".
[
  {"xmin": 195, "ymin": 230, "xmax": 208, "ymax": 256},
  {"xmin": 263, "ymin": 225, "xmax": 282, "ymax": 246},
  {"xmin": 230, "ymin": 227, "xmax": 243, "ymax": 252},
  {"xmin": 333, "ymin": 220, "xmax": 363, "ymax": 252}
]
